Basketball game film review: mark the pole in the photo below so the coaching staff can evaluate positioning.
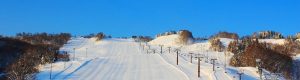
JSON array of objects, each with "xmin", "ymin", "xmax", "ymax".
[
  {"xmin": 256, "ymin": 59, "xmax": 262, "ymax": 80},
  {"xmin": 73, "ymin": 48, "xmax": 75, "ymax": 61},
  {"xmin": 50, "ymin": 58, "xmax": 54, "ymax": 80},
  {"xmin": 50, "ymin": 61, "xmax": 52, "ymax": 80},
  {"xmin": 160, "ymin": 45, "xmax": 163, "ymax": 54},
  {"xmin": 168, "ymin": 47, "xmax": 171, "ymax": 53},
  {"xmin": 238, "ymin": 73, "xmax": 243, "ymax": 80},
  {"xmin": 189, "ymin": 53, "xmax": 193, "ymax": 63},
  {"xmin": 211, "ymin": 59, "xmax": 217, "ymax": 71},
  {"xmin": 64, "ymin": 52, "xmax": 66, "ymax": 69},
  {"xmin": 176, "ymin": 50, "xmax": 179, "ymax": 65},
  {"xmin": 224, "ymin": 51, "xmax": 227, "ymax": 73},
  {"xmin": 198, "ymin": 57, "xmax": 203, "ymax": 77},
  {"xmin": 259, "ymin": 68, "xmax": 262, "ymax": 80},
  {"xmin": 198, "ymin": 56, "xmax": 200, "ymax": 77},
  {"xmin": 206, "ymin": 50, "xmax": 208, "ymax": 63},
  {"xmin": 237, "ymin": 70, "xmax": 244, "ymax": 80}
]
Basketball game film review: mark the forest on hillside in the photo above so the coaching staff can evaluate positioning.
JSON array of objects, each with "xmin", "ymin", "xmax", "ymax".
[
  {"xmin": 0, "ymin": 33, "xmax": 71, "ymax": 80},
  {"xmin": 207, "ymin": 31, "xmax": 300, "ymax": 79},
  {"xmin": 0, "ymin": 32, "xmax": 111, "ymax": 80},
  {"xmin": 1, "ymin": 30, "xmax": 300, "ymax": 80}
]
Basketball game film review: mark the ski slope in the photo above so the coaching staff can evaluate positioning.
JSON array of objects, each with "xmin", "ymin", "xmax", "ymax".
[
  {"xmin": 37, "ymin": 35, "xmax": 284, "ymax": 80},
  {"xmin": 37, "ymin": 38, "xmax": 189, "ymax": 80}
]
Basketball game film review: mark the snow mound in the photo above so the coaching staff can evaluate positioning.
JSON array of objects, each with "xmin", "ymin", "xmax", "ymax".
[
  {"xmin": 148, "ymin": 34, "xmax": 180, "ymax": 46},
  {"xmin": 219, "ymin": 38, "xmax": 235, "ymax": 47},
  {"xmin": 259, "ymin": 39, "xmax": 286, "ymax": 45},
  {"xmin": 294, "ymin": 54, "xmax": 300, "ymax": 60}
]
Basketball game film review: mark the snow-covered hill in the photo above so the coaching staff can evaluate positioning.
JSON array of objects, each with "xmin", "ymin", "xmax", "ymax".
[
  {"xmin": 36, "ymin": 35, "xmax": 285, "ymax": 80},
  {"xmin": 148, "ymin": 34, "xmax": 181, "ymax": 46},
  {"xmin": 147, "ymin": 34, "xmax": 283, "ymax": 80}
]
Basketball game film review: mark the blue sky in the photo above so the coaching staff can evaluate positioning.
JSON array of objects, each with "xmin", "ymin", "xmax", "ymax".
[{"xmin": 0, "ymin": 0, "xmax": 299, "ymax": 37}]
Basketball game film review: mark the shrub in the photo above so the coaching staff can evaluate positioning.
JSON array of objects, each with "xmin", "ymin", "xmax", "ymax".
[
  {"xmin": 133, "ymin": 36, "xmax": 152, "ymax": 42},
  {"xmin": 214, "ymin": 31, "xmax": 239, "ymax": 39},
  {"xmin": 16, "ymin": 32, "xmax": 71, "ymax": 46},
  {"xmin": 252, "ymin": 31, "xmax": 284, "ymax": 39},
  {"xmin": 178, "ymin": 30, "xmax": 194, "ymax": 45},
  {"xmin": 155, "ymin": 31, "xmax": 177, "ymax": 37},
  {"xmin": 296, "ymin": 33, "xmax": 300, "ymax": 39},
  {"xmin": 229, "ymin": 39, "xmax": 293, "ymax": 79},
  {"xmin": 209, "ymin": 38, "xmax": 224, "ymax": 52},
  {"xmin": 95, "ymin": 32, "xmax": 106, "ymax": 41}
]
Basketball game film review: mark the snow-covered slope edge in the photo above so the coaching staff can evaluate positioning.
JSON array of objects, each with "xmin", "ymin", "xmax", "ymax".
[
  {"xmin": 147, "ymin": 34, "xmax": 263, "ymax": 80},
  {"xmin": 148, "ymin": 34, "xmax": 181, "ymax": 46}
]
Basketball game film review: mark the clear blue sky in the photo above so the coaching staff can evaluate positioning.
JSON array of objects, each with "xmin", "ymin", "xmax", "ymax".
[{"xmin": 0, "ymin": 0, "xmax": 299, "ymax": 37}]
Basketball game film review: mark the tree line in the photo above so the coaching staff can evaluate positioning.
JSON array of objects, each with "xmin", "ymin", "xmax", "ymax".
[
  {"xmin": 227, "ymin": 38, "xmax": 300, "ymax": 79},
  {"xmin": 0, "ymin": 32, "xmax": 71, "ymax": 80},
  {"xmin": 83, "ymin": 32, "xmax": 108, "ymax": 41},
  {"xmin": 208, "ymin": 31, "xmax": 300, "ymax": 79},
  {"xmin": 228, "ymin": 38, "xmax": 294, "ymax": 79}
]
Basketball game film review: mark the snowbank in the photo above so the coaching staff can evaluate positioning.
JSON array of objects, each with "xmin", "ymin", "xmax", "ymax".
[
  {"xmin": 148, "ymin": 34, "xmax": 181, "ymax": 46},
  {"xmin": 294, "ymin": 54, "xmax": 300, "ymax": 61},
  {"xmin": 149, "ymin": 36, "xmax": 235, "ymax": 52}
]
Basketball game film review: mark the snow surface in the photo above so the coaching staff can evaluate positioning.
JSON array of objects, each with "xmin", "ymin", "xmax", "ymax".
[
  {"xmin": 37, "ymin": 37, "xmax": 188, "ymax": 80},
  {"xmin": 146, "ymin": 35, "xmax": 283, "ymax": 80},
  {"xmin": 219, "ymin": 38, "xmax": 235, "ymax": 47},
  {"xmin": 37, "ymin": 35, "xmax": 285, "ymax": 80},
  {"xmin": 294, "ymin": 54, "xmax": 300, "ymax": 61}
]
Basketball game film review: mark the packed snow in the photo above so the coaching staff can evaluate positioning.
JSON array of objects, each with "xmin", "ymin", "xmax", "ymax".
[
  {"xmin": 37, "ymin": 37, "xmax": 188, "ymax": 80},
  {"xmin": 37, "ymin": 35, "xmax": 285, "ymax": 80}
]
